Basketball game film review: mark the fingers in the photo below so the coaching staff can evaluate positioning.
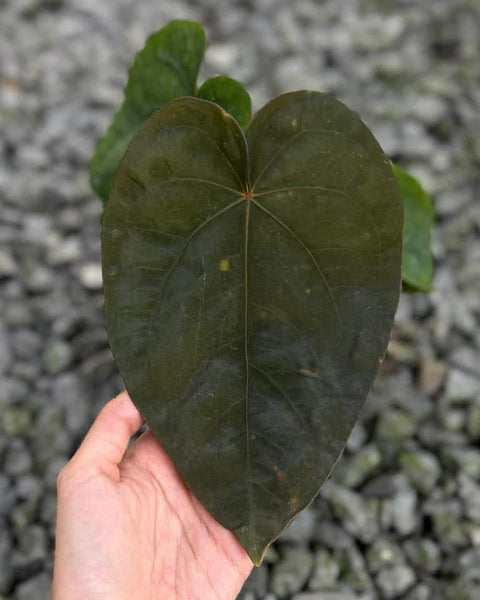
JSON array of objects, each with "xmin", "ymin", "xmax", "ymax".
[{"xmin": 71, "ymin": 391, "xmax": 145, "ymax": 472}]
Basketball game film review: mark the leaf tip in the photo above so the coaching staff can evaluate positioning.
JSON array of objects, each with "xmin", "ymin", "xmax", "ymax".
[{"xmin": 233, "ymin": 525, "xmax": 267, "ymax": 566}]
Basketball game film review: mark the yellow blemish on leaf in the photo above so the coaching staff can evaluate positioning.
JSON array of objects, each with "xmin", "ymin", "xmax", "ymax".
[
  {"xmin": 219, "ymin": 258, "xmax": 230, "ymax": 272},
  {"xmin": 305, "ymin": 288, "xmax": 311, "ymax": 295},
  {"xmin": 289, "ymin": 496, "xmax": 299, "ymax": 510},
  {"xmin": 291, "ymin": 119, "xmax": 298, "ymax": 127}
]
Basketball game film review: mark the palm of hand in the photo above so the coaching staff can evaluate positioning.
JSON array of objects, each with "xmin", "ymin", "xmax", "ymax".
[{"xmin": 53, "ymin": 393, "xmax": 252, "ymax": 600}]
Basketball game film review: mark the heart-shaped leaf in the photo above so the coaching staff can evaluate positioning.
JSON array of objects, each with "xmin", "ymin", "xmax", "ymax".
[
  {"xmin": 393, "ymin": 166, "xmax": 434, "ymax": 292},
  {"xmin": 197, "ymin": 75, "xmax": 252, "ymax": 129},
  {"xmin": 102, "ymin": 92, "xmax": 403, "ymax": 564},
  {"xmin": 90, "ymin": 20, "xmax": 206, "ymax": 202}
]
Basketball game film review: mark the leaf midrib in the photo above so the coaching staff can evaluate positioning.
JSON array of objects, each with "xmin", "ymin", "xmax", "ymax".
[{"xmin": 243, "ymin": 195, "xmax": 254, "ymax": 551}]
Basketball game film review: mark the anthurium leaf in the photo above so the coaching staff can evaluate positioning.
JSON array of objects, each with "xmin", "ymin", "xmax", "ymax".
[
  {"xmin": 197, "ymin": 75, "xmax": 252, "ymax": 129},
  {"xmin": 393, "ymin": 165, "xmax": 434, "ymax": 292},
  {"xmin": 102, "ymin": 92, "xmax": 403, "ymax": 565},
  {"xmin": 90, "ymin": 20, "xmax": 206, "ymax": 202}
]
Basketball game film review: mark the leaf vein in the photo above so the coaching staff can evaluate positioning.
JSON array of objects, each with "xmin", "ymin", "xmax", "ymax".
[
  {"xmin": 250, "ymin": 363, "xmax": 310, "ymax": 433},
  {"xmin": 250, "ymin": 198, "xmax": 343, "ymax": 330},
  {"xmin": 148, "ymin": 197, "xmax": 244, "ymax": 327},
  {"xmin": 252, "ymin": 186, "xmax": 382, "ymax": 259},
  {"xmin": 156, "ymin": 124, "xmax": 245, "ymax": 190},
  {"xmin": 157, "ymin": 177, "xmax": 244, "ymax": 196},
  {"xmin": 251, "ymin": 128, "xmax": 348, "ymax": 191}
]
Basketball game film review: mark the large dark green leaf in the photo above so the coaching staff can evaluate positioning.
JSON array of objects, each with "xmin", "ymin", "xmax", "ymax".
[
  {"xmin": 197, "ymin": 75, "xmax": 252, "ymax": 129},
  {"xmin": 393, "ymin": 165, "xmax": 434, "ymax": 292},
  {"xmin": 90, "ymin": 20, "xmax": 206, "ymax": 202},
  {"xmin": 102, "ymin": 92, "xmax": 403, "ymax": 564}
]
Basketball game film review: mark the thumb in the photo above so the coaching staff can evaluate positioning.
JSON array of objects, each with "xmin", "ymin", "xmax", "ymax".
[{"xmin": 70, "ymin": 391, "xmax": 145, "ymax": 473}]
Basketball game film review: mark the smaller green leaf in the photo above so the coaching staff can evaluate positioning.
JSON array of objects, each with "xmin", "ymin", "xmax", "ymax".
[
  {"xmin": 394, "ymin": 165, "xmax": 434, "ymax": 292},
  {"xmin": 90, "ymin": 20, "xmax": 206, "ymax": 203},
  {"xmin": 196, "ymin": 75, "xmax": 252, "ymax": 129}
]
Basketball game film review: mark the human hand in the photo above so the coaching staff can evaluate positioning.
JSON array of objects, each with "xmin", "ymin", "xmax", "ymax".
[{"xmin": 52, "ymin": 391, "xmax": 253, "ymax": 600}]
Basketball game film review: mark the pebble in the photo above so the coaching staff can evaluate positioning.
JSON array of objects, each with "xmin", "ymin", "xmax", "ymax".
[
  {"xmin": 0, "ymin": 324, "xmax": 13, "ymax": 375},
  {"xmin": 71, "ymin": 327, "xmax": 108, "ymax": 359},
  {"xmin": 450, "ymin": 344, "xmax": 480, "ymax": 379},
  {"xmin": 16, "ymin": 474, "xmax": 44, "ymax": 505},
  {"xmin": 399, "ymin": 447, "xmax": 441, "ymax": 494},
  {"xmin": 39, "ymin": 492, "xmax": 57, "ymax": 529},
  {"xmin": 308, "ymin": 548, "xmax": 340, "ymax": 590},
  {"xmin": 12, "ymin": 329, "xmax": 42, "ymax": 360},
  {"xmin": 78, "ymin": 262, "xmax": 103, "ymax": 290},
  {"xmin": 417, "ymin": 359, "xmax": 447, "ymax": 395},
  {"xmin": 441, "ymin": 447, "xmax": 480, "ymax": 481},
  {"xmin": 52, "ymin": 373, "xmax": 90, "ymax": 434},
  {"xmin": 458, "ymin": 475, "xmax": 480, "ymax": 523},
  {"xmin": 0, "ymin": 524, "xmax": 13, "ymax": 594},
  {"xmin": 3, "ymin": 438, "xmax": 33, "ymax": 477},
  {"xmin": 410, "ymin": 96, "xmax": 448, "ymax": 127},
  {"xmin": 0, "ymin": 247, "xmax": 17, "ymax": 278},
  {"xmin": 387, "ymin": 339, "xmax": 419, "ymax": 364},
  {"xmin": 43, "ymin": 338, "xmax": 73, "ymax": 375},
  {"xmin": 1, "ymin": 406, "xmax": 32, "ymax": 436},
  {"xmin": 322, "ymin": 484, "xmax": 379, "ymax": 543},
  {"xmin": 10, "ymin": 500, "xmax": 38, "ymax": 535},
  {"xmin": 47, "ymin": 235, "xmax": 82, "ymax": 266},
  {"xmin": 313, "ymin": 520, "xmax": 355, "ymax": 550},
  {"xmin": 404, "ymin": 584, "xmax": 431, "ymax": 600},
  {"xmin": 376, "ymin": 564, "xmax": 416, "ymax": 599},
  {"xmin": 4, "ymin": 303, "xmax": 32, "ymax": 328},
  {"xmin": 403, "ymin": 539, "xmax": 441, "ymax": 574},
  {"xmin": 11, "ymin": 360, "xmax": 41, "ymax": 382},
  {"xmin": 0, "ymin": 475, "xmax": 17, "ymax": 517},
  {"xmin": 366, "ymin": 537, "xmax": 405, "ymax": 574},
  {"xmin": 391, "ymin": 489, "xmax": 418, "ymax": 536},
  {"xmin": 12, "ymin": 525, "xmax": 48, "ymax": 579},
  {"xmin": 426, "ymin": 500, "xmax": 470, "ymax": 550},
  {"xmin": 22, "ymin": 265, "xmax": 55, "ymax": 294},
  {"xmin": 345, "ymin": 421, "xmax": 368, "ymax": 452},
  {"xmin": 376, "ymin": 409, "xmax": 416, "ymax": 441},
  {"xmin": 446, "ymin": 576, "xmax": 480, "ymax": 600},
  {"xmin": 338, "ymin": 545, "xmax": 372, "ymax": 591},
  {"xmin": 335, "ymin": 445, "xmax": 382, "ymax": 488},
  {"xmin": 445, "ymin": 369, "xmax": 480, "ymax": 401},
  {"xmin": 270, "ymin": 547, "xmax": 314, "ymax": 598},
  {"xmin": 419, "ymin": 423, "xmax": 467, "ymax": 449},
  {"xmin": 362, "ymin": 473, "xmax": 408, "ymax": 498},
  {"xmin": 14, "ymin": 572, "xmax": 51, "ymax": 600}
]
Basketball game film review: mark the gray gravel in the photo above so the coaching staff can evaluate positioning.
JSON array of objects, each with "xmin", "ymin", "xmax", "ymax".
[{"xmin": 1, "ymin": 0, "xmax": 479, "ymax": 598}]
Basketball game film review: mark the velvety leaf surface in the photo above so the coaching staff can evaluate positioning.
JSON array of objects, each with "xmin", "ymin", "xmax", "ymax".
[
  {"xmin": 90, "ymin": 20, "xmax": 206, "ymax": 202},
  {"xmin": 393, "ymin": 165, "xmax": 434, "ymax": 292},
  {"xmin": 102, "ymin": 92, "xmax": 403, "ymax": 564},
  {"xmin": 197, "ymin": 75, "xmax": 252, "ymax": 129}
]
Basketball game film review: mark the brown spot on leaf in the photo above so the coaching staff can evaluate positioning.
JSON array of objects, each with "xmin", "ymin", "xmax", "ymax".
[{"xmin": 299, "ymin": 368, "xmax": 319, "ymax": 378}]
